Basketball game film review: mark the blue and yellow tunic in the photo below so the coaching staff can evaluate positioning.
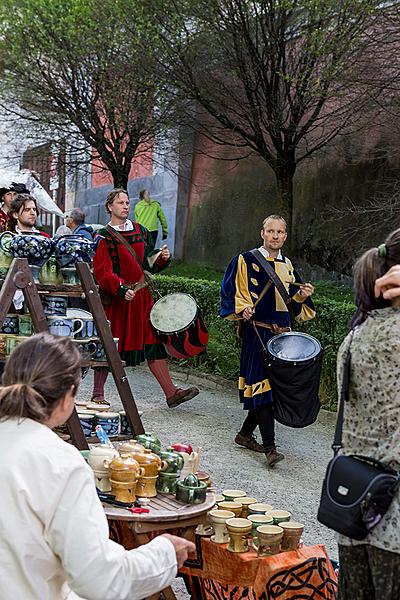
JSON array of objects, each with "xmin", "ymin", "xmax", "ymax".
[{"xmin": 220, "ymin": 249, "xmax": 316, "ymax": 410}]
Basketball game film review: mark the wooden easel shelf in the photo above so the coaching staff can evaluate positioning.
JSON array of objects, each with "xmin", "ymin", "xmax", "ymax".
[{"xmin": 0, "ymin": 259, "xmax": 144, "ymax": 450}]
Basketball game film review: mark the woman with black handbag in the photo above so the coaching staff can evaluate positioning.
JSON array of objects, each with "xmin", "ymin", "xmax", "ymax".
[{"xmin": 335, "ymin": 230, "xmax": 400, "ymax": 599}]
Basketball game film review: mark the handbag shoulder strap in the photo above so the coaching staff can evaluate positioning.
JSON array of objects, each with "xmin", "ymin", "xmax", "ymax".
[
  {"xmin": 105, "ymin": 224, "xmax": 142, "ymax": 266},
  {"xmin": 332, "ymin": 331, "xmax": 354, "ymax": 454},
  {"xmin": 250, "ymin": 248, "xmax": 295, "ymax": 326}
]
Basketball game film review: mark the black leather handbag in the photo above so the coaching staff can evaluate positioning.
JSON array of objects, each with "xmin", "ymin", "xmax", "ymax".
[{"xmin": 317, "ymin": 338, "xmax": 399, "ymax": 540}]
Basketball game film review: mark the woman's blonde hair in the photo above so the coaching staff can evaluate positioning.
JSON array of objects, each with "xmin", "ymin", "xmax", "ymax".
[
  {"xmin": 351, "ymin": 227, "xmax": 400, "ymax": 327},
  {"xmin": 0, "ymin": 333, "xmax": 81, "ymax": 422}
]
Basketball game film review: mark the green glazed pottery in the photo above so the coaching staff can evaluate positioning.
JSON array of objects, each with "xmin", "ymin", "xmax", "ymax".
[
  {"xmin": 176, "ymin": 474, "xmax": 207, "ymax": 504},
  {"xmin": 135, "ymin": 433, "xmax": 161, "ymax": 453}
]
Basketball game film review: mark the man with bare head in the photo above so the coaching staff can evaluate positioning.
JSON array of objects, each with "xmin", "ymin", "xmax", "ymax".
[{"xmin": 221, "ymin": 215, "xmax": 315, "ymax": 467}]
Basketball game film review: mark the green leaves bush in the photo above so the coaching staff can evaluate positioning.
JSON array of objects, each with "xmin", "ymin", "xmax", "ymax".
[{"xmin": 154, "ymin": 274, "xmax": 355, "ymax": 410}]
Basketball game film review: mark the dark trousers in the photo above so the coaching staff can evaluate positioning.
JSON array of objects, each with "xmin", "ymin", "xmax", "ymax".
[
  {"xmin": 240, "ymin": 403, "xmax": 275, "ymax": 450},
  {"xmin": 147, "ymin": 230, "xmax": 158, "ymax": 250},
  {"xmin": 338, "ymin": 544, "xmax": 400, "ymax": 600}
]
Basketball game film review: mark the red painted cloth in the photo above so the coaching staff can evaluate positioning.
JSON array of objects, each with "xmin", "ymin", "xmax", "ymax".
[
  {"xmin": 93, "ymin": 223, "xmax": 169, "ymax": 366},
  {"xmin": 180, "ymin": 539, "xmax": 337, "ymax": 599}
]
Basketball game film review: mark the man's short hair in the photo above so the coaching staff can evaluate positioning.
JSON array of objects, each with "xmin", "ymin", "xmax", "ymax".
[
  {"xmin": 69, "ymin": 207, "xmax": 85, "ymax": 225},
  {"xmin": 262, "ymin": 214, "xmax": 287, "ymax": 229},
  {"xmin": 10, "ymin": 194, "xmax": 37, "ymax": 215},
  {"xmin": 105, "ymin": 188, "xmax": 128, "ymax": 214},
  {"xmin": 139, "ymin": 189, "xmax": 147, "ymax": 200}
]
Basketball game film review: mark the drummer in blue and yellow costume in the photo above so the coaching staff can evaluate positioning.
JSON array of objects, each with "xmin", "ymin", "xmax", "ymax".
[{"xmin": 220, "ymin": 215, "xmax": 316, "ymax": 467}]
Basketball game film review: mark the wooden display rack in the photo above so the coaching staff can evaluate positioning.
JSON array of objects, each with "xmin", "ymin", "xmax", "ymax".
[{"xmin": 0, "ymin": 258, "xmax": 144, "ymax": 449}]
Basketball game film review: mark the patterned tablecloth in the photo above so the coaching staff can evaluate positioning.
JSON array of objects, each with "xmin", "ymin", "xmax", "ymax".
[{"xmin": 179, "ymin": 538, "xmax": 337, "ymax": 600}]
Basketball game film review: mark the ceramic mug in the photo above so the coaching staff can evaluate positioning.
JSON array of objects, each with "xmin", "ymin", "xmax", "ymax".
[
  {"xmin": 95, "ymin": 412, "xmax": 120, "ymax": 437},
  {"xmin": 78, "ymin": 412, "xmax": 95, "ymax": 437},
  {"xmin": 266, "ymin": 510, "xmax": 291, "ymax": 524},
  {"xmin": 239, "ymin": 497, "xmax": 258, "ymax": 518},
  {"xmin": 47, "ymin": 316, "xmax": 84, "ymax": 337},
  {"xmin": 157, "ymin": 472, "xmax": 180, "ymax": 494},
  {"xmin": 252, "ymin": 525, "xmax": 284, "ymax": 556},
  {"xmin": 247, "ymin": 514, "xmax": 274, "ymax": 536},
  {"xmin": 119, "ymin": 411, "xmax": 132, "ymax": 435},
  {"xmin": 280, "ymin": 521, "xmax": 304, "ymax": 551},
  {"xmin": 248, "ymin": 503, "xmax": 274, "ymax": 515},
  {"xmin": 91, "ymin": 337, "xmax": 119, "ymax": 361},
  {"xmin": 18, "ymin": 314, "xmax": 33, "ymax": 336},
  {"xmin": 42, "ymin": 295, "xmax": 68, "ymax": 316},
  {"xmin": 61, "ymin": 267, "xmax": 80, "ymax": 285},
  {"xmin": 0, "ymin": 315, "xmax": 19, "ymax": 335},
  {"xmin": 222, "ymin": 489, "xmax": 247, "ymax": 502},
  {"xmin": 217, "ymin": 501, "xmax": 243, "ymax": 517},
  {"xmin": 208, "ymin": 509, "xmax": 235, "ymax": 544},
  {"xmin": 0, "ymin": 334, "xmax": 7, "ymax": 357},
  {"xmin": 6, "ymin": 335, "xmax": 27, "ymax": 355},
  {"xmin": 226, "ymin": 518, "xmax": 252, "ymax": 553},
  {"xmin": 73, "ymin": 339, "xmax": 98, "ymax": 359}
]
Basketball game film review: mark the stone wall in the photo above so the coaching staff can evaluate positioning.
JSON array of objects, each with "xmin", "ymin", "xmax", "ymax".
[{"xmin": 184, "ymin": 123, "xmax": 400, "ymax": 274}]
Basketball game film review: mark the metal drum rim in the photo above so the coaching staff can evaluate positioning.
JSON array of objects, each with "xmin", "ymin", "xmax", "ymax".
[
  {"xmin": 267, "ymin": 331, "xmax": 321, "ymax": 362},
  {"xmin": 150, "ymin": 292, "xmax": 199, "ymax": 335}
]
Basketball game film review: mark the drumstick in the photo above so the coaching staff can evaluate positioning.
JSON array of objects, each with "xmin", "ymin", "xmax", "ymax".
[{"xmin": 285, "ymin": 281, "xmax": 312, "ymax": 287}]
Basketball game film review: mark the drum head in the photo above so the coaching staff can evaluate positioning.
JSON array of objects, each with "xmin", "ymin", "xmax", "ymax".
[
  {"xmin": 267, "ymin": 332, "xmax": 321, "ymax": 362},
  {"xmin": 150, "ymin": 293, "xmax": 198, "ymax": 334}
]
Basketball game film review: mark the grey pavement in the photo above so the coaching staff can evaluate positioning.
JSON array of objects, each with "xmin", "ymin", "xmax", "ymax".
[{"xmin": 78, "ymin": 365, "xmax": 337, "ymax": 598}]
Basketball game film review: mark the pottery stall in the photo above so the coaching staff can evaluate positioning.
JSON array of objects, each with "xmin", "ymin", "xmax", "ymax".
[{"xmin": 0, "ymin": 237, "xmax": 144, "ymax": 449}]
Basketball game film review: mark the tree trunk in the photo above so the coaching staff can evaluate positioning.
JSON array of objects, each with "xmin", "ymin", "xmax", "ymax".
[
  {"xmin": 112, "ymin": 170, "xmax": 129, "ymax": 190},
  {"xmin": 273, "ymin": 159, "xmax": 296, "ymax": 247}
]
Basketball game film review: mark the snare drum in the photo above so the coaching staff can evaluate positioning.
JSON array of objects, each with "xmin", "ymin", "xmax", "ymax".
[{"xmin": 150, "ymin": 293, "xmax": 208, "ymax": 358}]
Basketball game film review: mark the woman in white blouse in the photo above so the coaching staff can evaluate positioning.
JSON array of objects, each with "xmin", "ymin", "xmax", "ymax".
[{"xmin": 0, "ymin": 333, "xmax": 194, "ymax": 600}]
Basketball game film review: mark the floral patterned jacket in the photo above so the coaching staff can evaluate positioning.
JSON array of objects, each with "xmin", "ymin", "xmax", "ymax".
[{"xmin": 336, "ymin": 307, "xmax": 400, "ymax": 554}]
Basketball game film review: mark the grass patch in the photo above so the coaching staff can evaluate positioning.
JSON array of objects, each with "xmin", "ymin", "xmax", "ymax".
[{"xmin": 155, "ymin": 265, "xmax": 355, "ymax": 411}]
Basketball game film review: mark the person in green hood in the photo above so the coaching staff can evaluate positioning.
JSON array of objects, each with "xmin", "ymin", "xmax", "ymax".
[{"xmin": 134, "ymin": 189, "xmax": 168, "ymax": 250}]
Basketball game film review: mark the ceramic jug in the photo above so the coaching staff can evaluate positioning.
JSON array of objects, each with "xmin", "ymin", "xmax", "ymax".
[
  {"xmin": 135, "ymin": 433, "xmax": 161, "ymax": 453},
  {"xmin": 0, "ymin": 231, "xmax": 55, "ymax": 267},
  {"xmin": 88, "ymin": 446, "xmax": 118, "ymax": 492},
  {"xmin": 39, "ymin": 256, "xmax": 63, "ymax": 285},
  {"xmin": 167, "ymin": 446, "xmax": 198, "ymax": 479},
  {"xmin": 54, "ymin": 234, "xmax": 100, "ymax": 267},
  {"xmin": 158, "ymin": 449, "xmax": 184, "ymax": 474},
  {"xmin": 106, "ymin": 455, "xmax": 144, "ymax": 503}
]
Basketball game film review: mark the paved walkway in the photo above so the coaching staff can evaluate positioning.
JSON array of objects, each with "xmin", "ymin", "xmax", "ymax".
[{"xmin": 78, "ymin": 365, "xmax": 337, "ymax": 598}]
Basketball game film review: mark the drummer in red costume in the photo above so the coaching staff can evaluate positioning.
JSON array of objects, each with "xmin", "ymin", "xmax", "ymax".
[{"xmin": 89, "ymin": 188, "xmax": 199, "ymax": 411}]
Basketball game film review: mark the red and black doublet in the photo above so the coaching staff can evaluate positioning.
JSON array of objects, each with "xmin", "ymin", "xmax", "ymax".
[{"xmin": 93, "ymin": 223, "xmax": 169, "ymax": 366}]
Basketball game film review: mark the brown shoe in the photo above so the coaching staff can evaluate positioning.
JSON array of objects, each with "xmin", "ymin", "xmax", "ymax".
[
  {"xmin": 167, "ymin": 387, "xmax": 199, "ymax": 408},
  {"xmin": 265, "ymin": 447, "xmax": 285, "ymax": 467},
  {"xmin": 234, "ymin": 432, "xmax": 265, "ymax": 453}
]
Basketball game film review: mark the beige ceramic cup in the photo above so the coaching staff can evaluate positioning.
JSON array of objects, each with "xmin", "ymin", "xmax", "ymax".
[
  {"xmin": 214, "ymin": 494, "xmax": 225, "ymax": 506},
  {"xmin": 217, "ymin": 501, "xmax": 243, "ymax": 517},
  {"xmin": 208, "ymin": 509, "xmax": 235, "ymax": 543},
  {"xmin": 222, "ymin": 489, "xmax": 247, "ymax": 501},
  {"xmin": 248, "ymin": 503, "xmax": 274, "ymax": 515},
  {"xmin": 226, "ymin": 518, "xmax": 252, "ymax": 553},
  {"xmin": 267, "ymin": 510, "xmax": 291, "ymax": 524},
  {"xmin": 247, "ymin": 513, "xmax": 274, "ymax": 536},
  {"xmin": 252, "ymin": 524, "xmax": 283, "ymax": 556},
  {"xmin": 280, "ymin": 521, "xmax": 304, "ymax": 551},
  {"xmin": 239, "ymin": 497, "xmax": 258, "ymax": 518}
]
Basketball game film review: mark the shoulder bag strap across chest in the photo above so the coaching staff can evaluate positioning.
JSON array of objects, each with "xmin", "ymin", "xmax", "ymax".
[
  {"xmin": 105, "ymin": 223, "xmax": 142, "ymax": 265},
  {"xmin": 250, "ymin": 248, "xmax": 295, "ymax": 326}
]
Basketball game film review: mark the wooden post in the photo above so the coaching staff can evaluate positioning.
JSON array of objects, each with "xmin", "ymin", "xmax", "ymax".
[{"xmin": 76, "ymin": 262, "xmax": 144, "ymax": 436}]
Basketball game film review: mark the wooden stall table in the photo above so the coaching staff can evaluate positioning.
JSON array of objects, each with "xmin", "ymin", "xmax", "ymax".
[
  {"xmin": 104, "ymin": 491, "xmax": 216, "ymax": 600},
  {"xmin": 179, "ymin": 537, "xmax": 338, "ymax": 600}
]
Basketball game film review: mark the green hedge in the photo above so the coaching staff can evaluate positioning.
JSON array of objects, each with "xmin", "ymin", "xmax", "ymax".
[{"xmin": 154, "ymin": 274, "xmax": 355, "ymax": 410}]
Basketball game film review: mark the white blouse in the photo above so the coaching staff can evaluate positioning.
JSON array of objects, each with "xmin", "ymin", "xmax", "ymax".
[{"xmin": 0, "ymin": 418, "xmax": 177, "ymax": 599}]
